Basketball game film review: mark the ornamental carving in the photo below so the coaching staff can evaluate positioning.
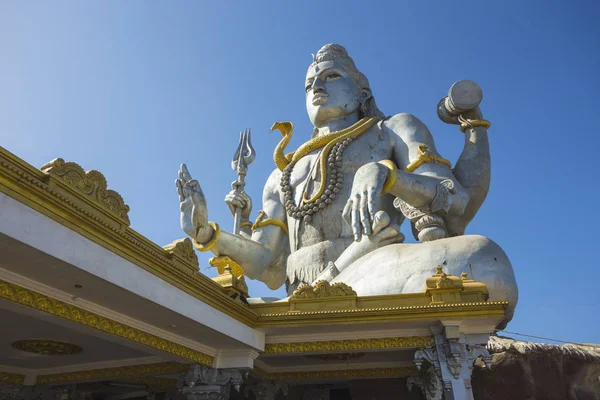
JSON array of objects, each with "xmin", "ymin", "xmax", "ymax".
[
  {"xmin": 163, "ymin": 237, "xmax": 199, "ymax": 272},
  {"xmin": 0, "ymin": 279, "xmax": 213, "ymax": 366},
  {"xmin": 265, "ymin": 336, "xmax": 434, "ymax": 354},
  {"xmin": 37, "ymin": 362, "xmax": 187, "ymax": 384},
  {"xmin": 11, "ymin": 339, "xmax": 82, "ymax": 355},
  {"xmin": 290, "ymin": 280, "xmax": 356, "ymax": 300},
  {"xmin": 41, "ymin": 158, "xmax": 130, "ymax": 225}
]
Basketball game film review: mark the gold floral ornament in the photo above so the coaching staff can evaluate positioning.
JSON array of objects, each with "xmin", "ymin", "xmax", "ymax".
[
  {"xmin": 41, "ymin": 158, "xmax": 130, "ymax": 226},
  {"xmin": 12, "ymin": 339, "xmax": 82, "ymax": 355},
  {"xmin": 291, "ymin": 281, "xmax": 357, "ymax": 300}
]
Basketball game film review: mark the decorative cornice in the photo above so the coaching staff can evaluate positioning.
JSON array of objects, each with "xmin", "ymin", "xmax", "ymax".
[
  {"xmin": 163, "ymin": 238, "xmax": 199, "ymax": 273},
  {"xmin": 0, "ymin": 279, "xmax": 213, "ymax": 365},
  {"xmin": 265, "ymin": 336, "xmax": 435, "ymax": 354},
  {"xmin": 257, "ymin": 301, "xmax": 509, "ymax": 322},
  {"xmin": 11, "ymin": 339, "xmax": 82, "ymax": 355},
  {"xmin": 41, "ymin": 158, "xmax": 131, "ymax": 225},
  {"xmin": 36, "ymin": 362, "xmax": 187, "ymax": 384},
  {"xmin": 0, "ymin": 371, "xmax": 24, "ymax": 385},
  {"xmin": 254, "ymin": 367, "xmax": 416, "ymax": 381},
  {"xmin": 0, "ymin": 147, "xmax": 255, "ymax": 326},
  {"xmin": 290, "ymin": 281, "xmax": 356, "ymax": 300}
]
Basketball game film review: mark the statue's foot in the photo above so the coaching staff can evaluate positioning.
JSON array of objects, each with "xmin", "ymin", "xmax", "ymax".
[{"xmin": 331, "ymin": 235, "xmax": 518, "ymax": 326}]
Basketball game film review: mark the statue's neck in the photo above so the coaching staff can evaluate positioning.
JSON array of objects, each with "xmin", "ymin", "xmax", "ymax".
[{"xmin": 315, "ymin": 113, "xmax": 360, "ymax": 136}]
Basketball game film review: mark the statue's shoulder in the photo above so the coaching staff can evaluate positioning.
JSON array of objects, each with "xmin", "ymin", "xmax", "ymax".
[
  {"xmin": 263, "ymin": 167, "xmax": 282, "ymax": 195},
  {"xmin": 382, "ymin": 113, "xmax": 429, "ymax": 133},
  {"xmin": 381, "ymin": 113, "xmax": 433, "ymax": 144}
]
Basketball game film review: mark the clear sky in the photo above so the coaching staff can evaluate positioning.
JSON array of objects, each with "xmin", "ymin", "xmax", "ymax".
[{"xmin": 1, "ymin": 1, "xmax": 599, "ymax": 345}]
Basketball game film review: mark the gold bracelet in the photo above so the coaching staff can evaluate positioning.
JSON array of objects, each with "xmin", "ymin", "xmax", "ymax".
[
  {"xmin": 241, "ymin": 220, "xmax": 253, "ymax": 228},
  {"xmin": 193, "ymin": 221, "xmax": 220, "ymax": 252},
  {"xmin": 459, "ymin": 118, "xmax": 491, "ymax": 133},
  {"xmin": 378, "ymin": 159, "xmax": 398, "ymax": 195},
  {"xmin": 252, "ymin": 210, "xmax": 289, "ymax": 235}
]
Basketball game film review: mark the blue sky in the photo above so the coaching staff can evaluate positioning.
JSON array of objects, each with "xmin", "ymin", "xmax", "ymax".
[{"xmin": 1, "ymin": 1, "xmax": 599, "ymax": 345}]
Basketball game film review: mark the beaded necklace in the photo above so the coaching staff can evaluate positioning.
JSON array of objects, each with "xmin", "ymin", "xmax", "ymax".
[{"xmin": 279, "ymin": 117, "xmax": 380, "ymax": 222}]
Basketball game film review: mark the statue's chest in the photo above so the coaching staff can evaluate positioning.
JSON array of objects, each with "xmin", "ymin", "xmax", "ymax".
[
  {"xmin": 284, "ymin": 128, "xmax": 391, "ymax": 244},
  {"xmin": 288, "ymin": 129, "xmax": 389, "ymax": 189}
]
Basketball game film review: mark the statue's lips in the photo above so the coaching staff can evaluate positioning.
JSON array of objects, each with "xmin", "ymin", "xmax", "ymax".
[{"xmin": 312, "ymin": 93, "xmax": 328, "ymax": 105}]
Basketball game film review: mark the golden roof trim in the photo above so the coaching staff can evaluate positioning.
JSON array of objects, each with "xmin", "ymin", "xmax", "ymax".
[
  {"xmin": 0, "ymin": 279, "xmax": 213, "ymax": 365},
  {"xmin": 254, "ymin": 366, "xmax": 416, "ymax": 381},
  {"xmin": 163, "ymin": 237, "xmax": 199, "ymax": 273},
  {"xmin": 290, "ymin": 281, "xmax": 357, "ymax": 300},
  {"xmin": 256, "ymin": 301, "xmax": 509, "ymax": 324},
  {"xmin": 41, "ymin": 157, "xmax": 131, "ymax": 226},
  {"xmin": 265, "ymin": 336, "xmax": 434, "ymax": 354},
  {"xmin": 36, "ymin": 362, "xmax": 187, "ymax": 384},
  {"xmin": 0, "ymin": 370, "xmax": 25, "ymax": 385},
  {"xmin": 0, "ymin": 147, "xmax": 256, "ymax": 326}
]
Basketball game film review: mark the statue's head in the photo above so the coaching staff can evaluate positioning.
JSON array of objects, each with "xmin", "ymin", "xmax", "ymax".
[{"xmin": 305, "ymin": 44, "xmax": 384, "ymax": 129}]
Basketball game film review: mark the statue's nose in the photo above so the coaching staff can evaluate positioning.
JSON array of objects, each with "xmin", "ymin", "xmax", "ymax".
[{"xmin": 312, "ymin": 84, "xmax": 325, "ymax": 95}]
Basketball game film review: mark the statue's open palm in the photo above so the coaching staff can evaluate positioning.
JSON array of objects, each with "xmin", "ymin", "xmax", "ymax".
[{"xmin": 176, "ymin": 164, "xmax": 212, "ymax": 243}]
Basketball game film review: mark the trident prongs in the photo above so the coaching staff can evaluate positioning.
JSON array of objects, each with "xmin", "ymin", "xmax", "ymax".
[
  {"xmin": 231, "ymin": 128, "xmax": 255, "ymax": 173},
  {"xmin": 230, "ymin": 128, "xmax": 256, "ymax": 235}
]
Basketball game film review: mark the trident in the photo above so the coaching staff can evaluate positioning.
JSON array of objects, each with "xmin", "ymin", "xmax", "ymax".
[{"xmin": 231, "ymin": 128, "xmax": 256, "ymax": 235}]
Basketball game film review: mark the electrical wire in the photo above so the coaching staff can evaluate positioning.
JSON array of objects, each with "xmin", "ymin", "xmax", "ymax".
[{"xmin": 495, "ymin": 329, "xmax": 600, "ymax": 348}]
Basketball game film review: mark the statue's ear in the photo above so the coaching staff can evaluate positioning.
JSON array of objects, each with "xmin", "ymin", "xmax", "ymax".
[{"xmin": 360, "ymin": 88, "xmax": 372, "ymax": 103}]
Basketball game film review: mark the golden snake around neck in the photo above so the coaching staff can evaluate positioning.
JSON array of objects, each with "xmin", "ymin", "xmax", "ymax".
[{"xmin": 271, "ymin": 117, "xmax": 380, "ymax": 204}]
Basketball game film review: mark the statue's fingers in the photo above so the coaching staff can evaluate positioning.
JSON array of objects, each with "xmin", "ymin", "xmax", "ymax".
[
  {"xmin": 176, "ymin": 179, "xmax": 185, "ymax": 202},
  {"xmin": 366, "ymin": 189, "xmax": 377, "ymax": 221},
  {"xmin": 359, "ymin": 192, "xmax": 372, "ymax": 236},
  {"xmin": 342, "ymin": 199, "xmax": 353, "ymax": 227},
  {"xmin": 180, "ymin": 163, "xmax": 193, "ymax": 183},
  {"xmin": 351, "ymin": 195, "xmax": 362, "ymax": 242},
  {"xmin": 372, "ymin": 211, "xmax": 390, "ymax": 235},
  {"xmin": 228, "ymin": 198, "xmax": 244, "ymax": 209}
]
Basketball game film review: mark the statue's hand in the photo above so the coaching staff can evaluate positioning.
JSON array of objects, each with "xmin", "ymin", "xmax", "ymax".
[
  {"xmin": 176, "ymin": 164, "xmax": 212, "ymax": 243},
  {"xmin": 343, "ymin": 162, "xmax": 388, "ymax": 241},
  {"xmin": 224, "ymin": 188, "xmax": 252, "ymax": 219}
]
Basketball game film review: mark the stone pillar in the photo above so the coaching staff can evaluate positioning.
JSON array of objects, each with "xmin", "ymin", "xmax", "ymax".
[
  {"xmin": 177, "ymin": 365, "xmax": 244, "ymax": 400},
  {"xmin": 243, "ymin": 380, "xmax": 288, "ymax": 400},
  {"xmin": 412, "ymin": 329, "xmax": 492, "ymax": 400}
]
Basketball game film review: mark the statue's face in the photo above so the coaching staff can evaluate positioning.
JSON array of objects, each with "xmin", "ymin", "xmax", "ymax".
[{"xmin": 305, "ymin": 61, "xmax": 362, "ymax": 127}]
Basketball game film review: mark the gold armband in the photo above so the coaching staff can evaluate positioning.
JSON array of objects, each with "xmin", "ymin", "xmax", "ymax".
[
  {"xmin": 193, "ymin": 221, "xmax": 220, "ymax": 252},
  {"xmin": 241, "ymin": 221, "xmax": 253, "ymax": 228},
  {"xmin": 459, "ymin": 117, "xmax": 491, "ymax": 133},
  {"xmin": 378, "ymin": 159, "xmax": 398, "ymax": 195},
  {"xmin": 405, "ymin": 145, "xmax": 452, "ymax": 173},
  {"xmin": 252, "ymin": 210, "xmax": 289, "ymax": 235}
]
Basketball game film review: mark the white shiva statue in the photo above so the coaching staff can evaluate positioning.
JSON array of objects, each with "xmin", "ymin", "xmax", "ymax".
[{"xmin": 176, "ymin": 44, "xmax": 518, "ymax": 323}]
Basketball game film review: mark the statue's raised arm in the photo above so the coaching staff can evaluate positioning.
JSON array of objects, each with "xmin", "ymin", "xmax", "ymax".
[{"xmin": 176, "ymin": 164, "xmax": 289, "ymax": 289}]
